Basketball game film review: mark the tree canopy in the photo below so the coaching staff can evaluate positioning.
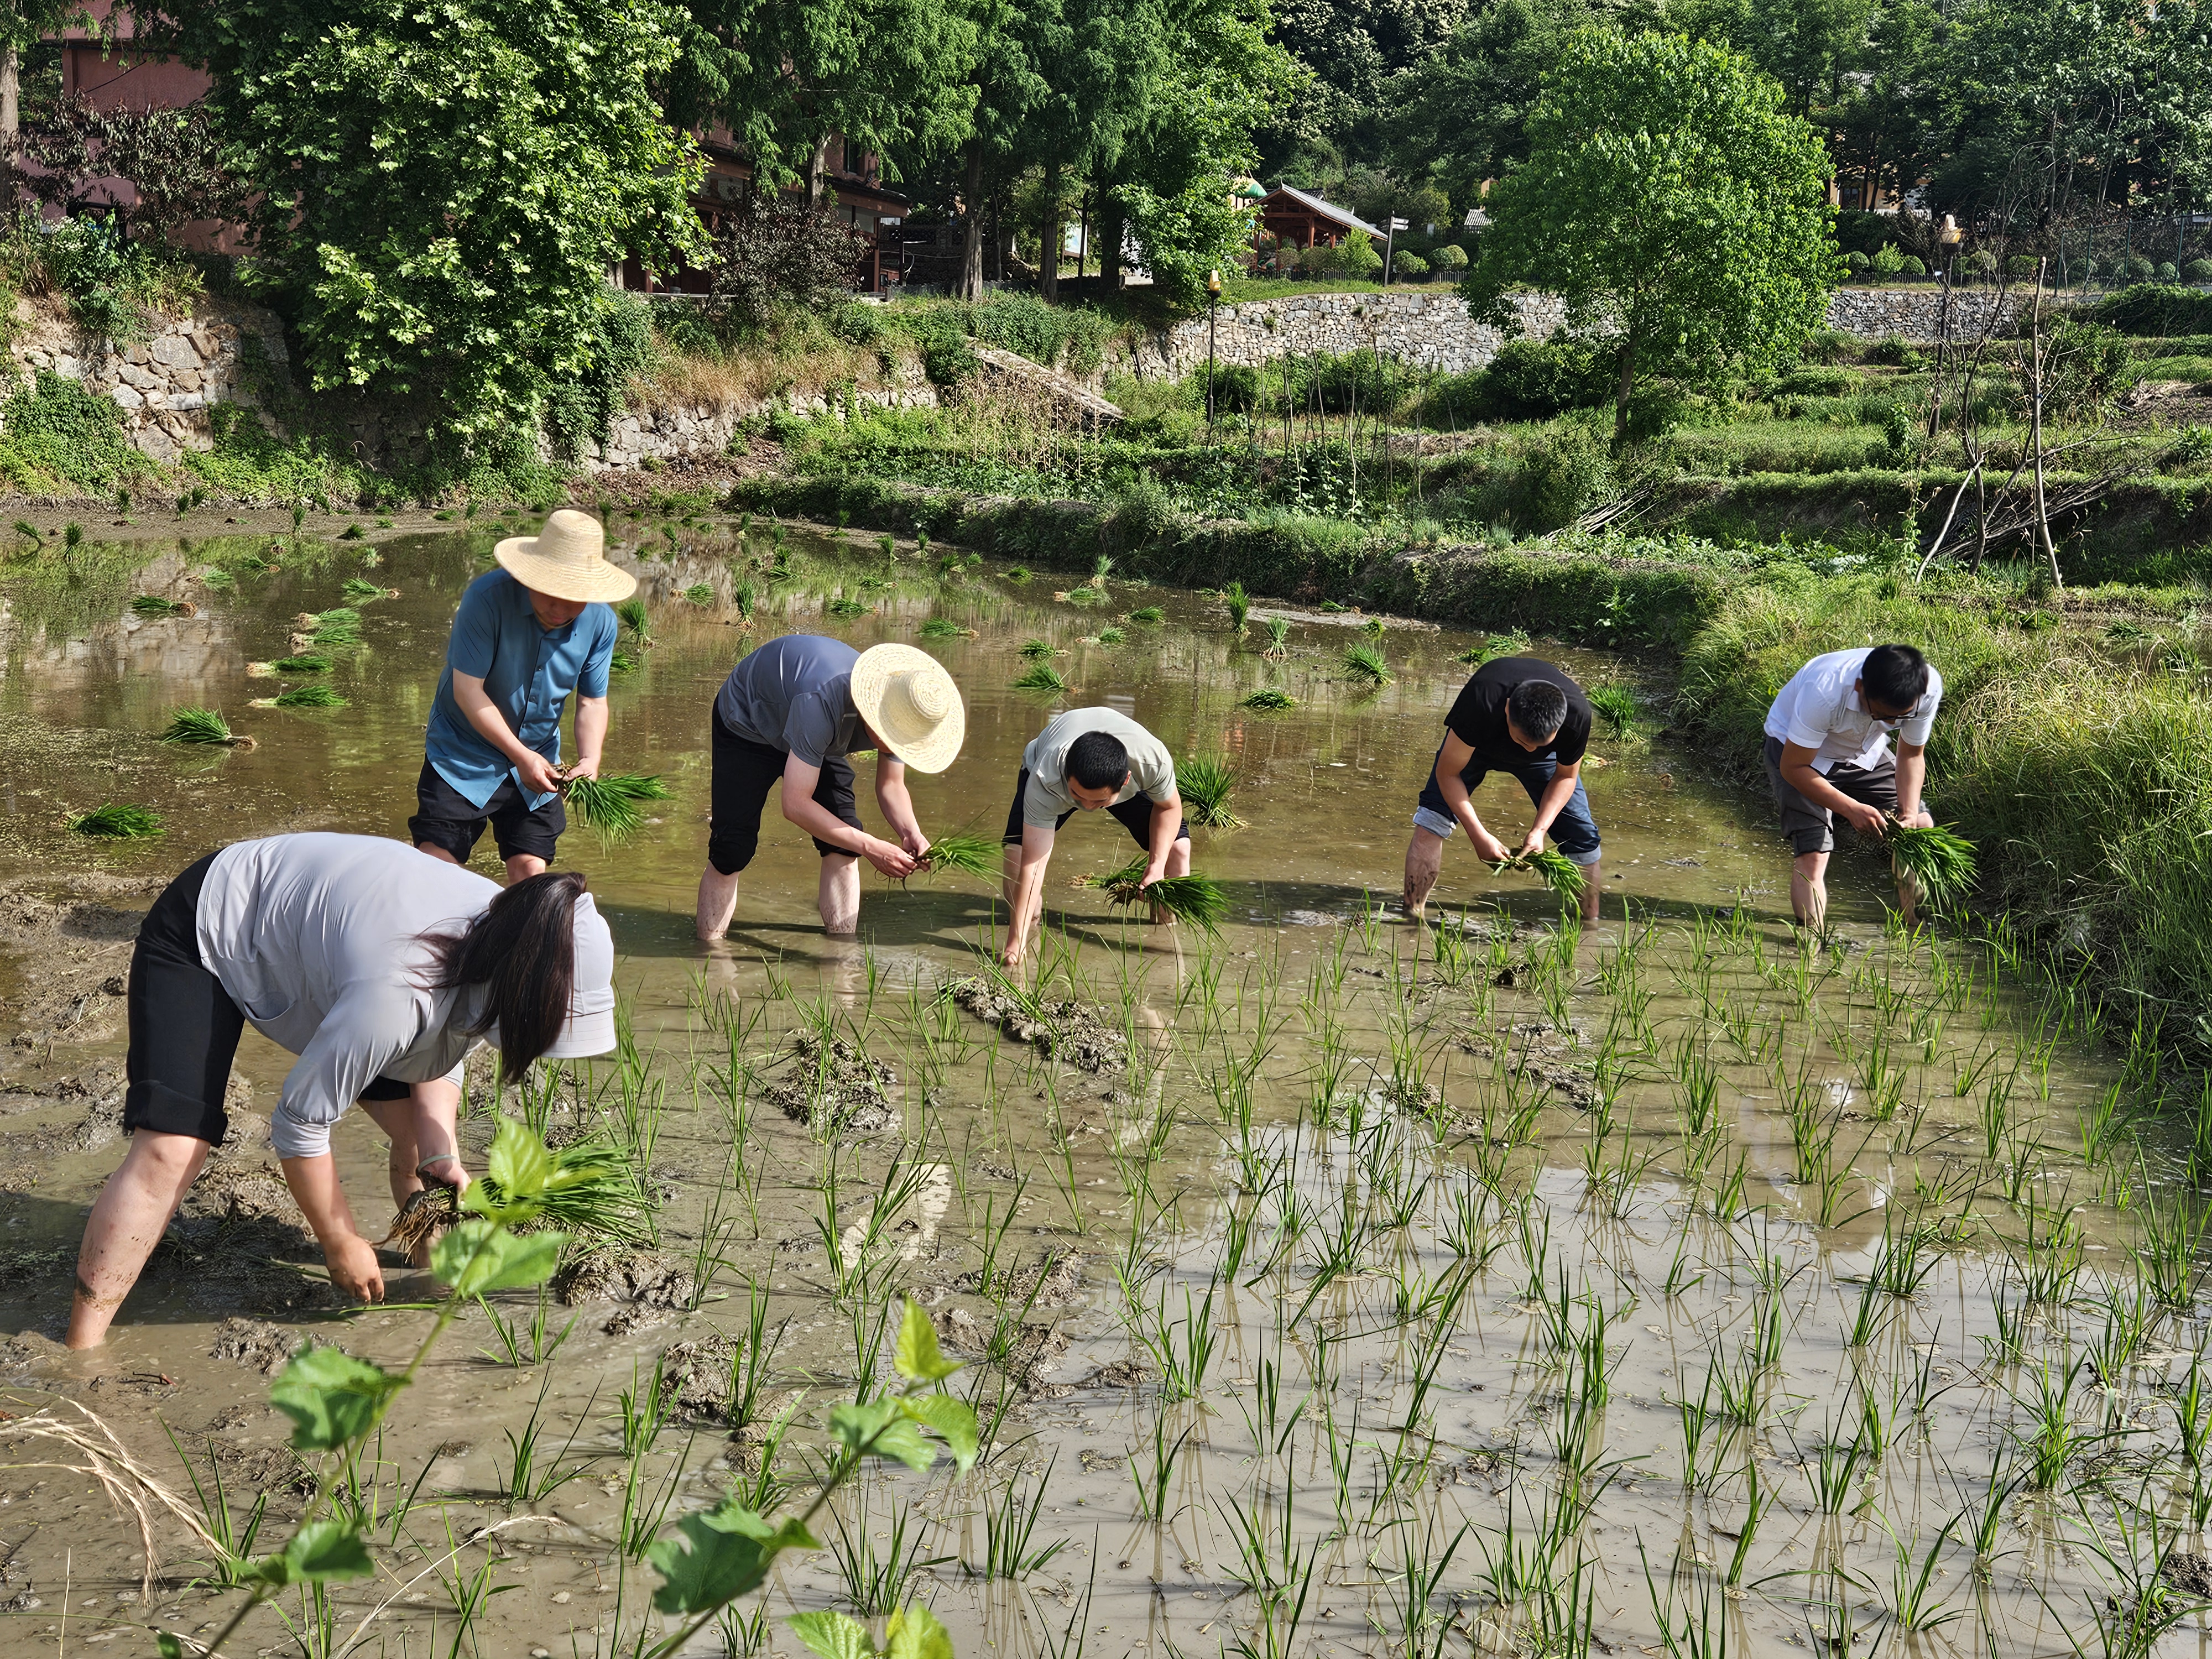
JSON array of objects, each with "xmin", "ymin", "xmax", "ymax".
[{"xmin": 1462, "ymin": 27, "xmax": 1835, "ymax": 442}]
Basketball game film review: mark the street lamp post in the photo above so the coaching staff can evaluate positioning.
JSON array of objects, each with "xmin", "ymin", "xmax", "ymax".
[
  {"xmin": 1929, "ymin": 214, "xmax": 1964, "ymax": 440},
  {"xmin": 1206, "ymin": 268, "xmax": 1222, "ymax": 430}
]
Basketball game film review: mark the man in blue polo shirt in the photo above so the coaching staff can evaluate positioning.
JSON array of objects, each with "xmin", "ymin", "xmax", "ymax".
[{"xmin": 411, "ymin": 509, "xmax": 634, "ymax": 882}]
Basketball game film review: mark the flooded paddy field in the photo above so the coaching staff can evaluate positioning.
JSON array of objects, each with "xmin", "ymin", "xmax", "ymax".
[{"xmin": 1, "ymin": 517, "xmax": 2204, "ymax": 1658}]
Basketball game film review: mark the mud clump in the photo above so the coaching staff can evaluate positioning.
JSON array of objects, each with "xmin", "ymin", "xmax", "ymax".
[
  {"xmin": 554, "ymin": 1249, "xmax": 697, "ymax": 1335},
  {"xmin": 956, "ymin": 1249, "xmax": 1084, "ymax": 1308},
  {"xmin": 933, "ymin": 1304, "xmax": 1072, "ymax": 1393},
  {"xmin": 949, "ymin": 979, "xmax": 1126, "ymax": 1073},
  {"xmin": 211, "ymin": 1316, "xmax": 299, "ymax": 1376},
  {"xmin": 758, "ymin": 1030, "xmax": 895, "ymax": 1133},
  {"xmin": 1507, "ymin": 1021, "xmax": 1600, "ymax": 1110},
  {"xmin": 659, "ymin": 1334, "xmax": 747, "ymax": 1423}
]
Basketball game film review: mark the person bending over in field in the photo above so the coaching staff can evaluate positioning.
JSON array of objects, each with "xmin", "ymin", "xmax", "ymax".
[
  {"xmin": 696, "ymin": 637, "xmax": 965, "ymax": 940},
  {"xmin": 413, "ymin": 510, "xmax": 631, "ymax": 883},
  {"xmin": 1402, "ymin": 656, "xmax": 1604, "ymax": 923},
  {"xmin": 68, "ymin": 832, "xmax": 617, "ymax": 1348},
  {"xmin": 1000, "ymin": 707, "xmax": 1188, "ymax": 969},
  {"xmin": 1762, "ymin": 642, "xmax": 1941, "ymax": 933}
]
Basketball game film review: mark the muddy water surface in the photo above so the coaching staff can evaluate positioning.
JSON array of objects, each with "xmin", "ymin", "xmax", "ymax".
[{"xmin": 1, "ymin": 520, "xmax": 2198, "ymax": 1659}]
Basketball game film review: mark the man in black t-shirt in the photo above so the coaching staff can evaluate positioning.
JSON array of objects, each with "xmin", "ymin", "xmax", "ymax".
[{"xmin": 1402, "ymin": 656, "xmax": 1604, "ymax": 921}]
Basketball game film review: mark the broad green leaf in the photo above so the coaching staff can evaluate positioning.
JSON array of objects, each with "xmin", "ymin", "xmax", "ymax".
[
  {"xmin": 647, "ymin": 1498, "xmax": 816, "ymax": 1615},
  {"xmin": 901, "ymin": 1393, "xmax": 979, "ymax": 1474},
  {"xmin": 268, "ymin": 1346, "xmax": 398, "ymax": 1451},
  {"xmin": 886, "ymin": 1604, "xmax": 954, "ymax": 1659},
  {"xmin": 486, "ymin": 1117, "xmax": 557, "ymax": 1204},
  {"xmin": 156, "ymin": 1634, "xmax": 185, "ymax": 1658},
  {"xmin": 789, "ymin": 1609, "xmax": 877, "ymax": 1659},
  {"xmin": 431, "ymin": 1219, "xmax": 567, "ymax": 1297},
  {"xmin": 893, "ymin": 1298, "xmax": 961, "ymax": 1382},
  {"xmin": 828, "ymin": 1400, "xmax": 936, "ymax": 1472},
  {"xmin": 282, "ymin": 1519, "xmax": 375, "ymax": 1583}
]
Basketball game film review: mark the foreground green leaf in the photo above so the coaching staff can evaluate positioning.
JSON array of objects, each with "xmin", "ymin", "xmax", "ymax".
[
  {"xmin": 886, "ymin": 1605, "xmax": 954, "ymax": 1659},
  {"xmin": 268, "ymin": 1347, "xmax": 399, "ymax": 1451},
  {"xmin": 789, "ymin": 1610, "xmax": 877, "ymax": 1659},
  {"xmin": 246, "ymin": 1519, "xmax": 374, "ymax": 1587},
  {"xmin": 900, "ymin": 1392, "xmax": 979, "ymax": 1473},
  {"xmin": 431, "ymin": 1218, "xmax": 567, "ymax": 1297},
  {"xmin": 894, "ymin": 1297, "xmax": 961, "ymax": 1382},
  {"xmin": 648, "ymin": 1499, "xmax": 817, "ymax": 1615}
]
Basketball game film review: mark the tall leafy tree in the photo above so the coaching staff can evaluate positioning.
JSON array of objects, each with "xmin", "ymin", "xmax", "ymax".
[
  {"xmin": 149, "ymin": 0, "xmax": 707, "ymax": 441},
  {"xmin": 0, "ymin": 1, "xmax": 85, "ymax": 201},
  {"xmin": 1463, "ymin": 27, "xmax": 1835, "ymax": 442},
  {"xmin": 666, "ymin": 0, "xmax": 978, "ymax": 201}
]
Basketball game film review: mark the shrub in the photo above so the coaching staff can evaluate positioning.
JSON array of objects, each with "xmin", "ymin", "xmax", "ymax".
[
  {"xmin": 1776, "ymin": 366, "xmax": 1854, "ymax": 395},
  {"xmin": 0, "ymin": 370, "xmax": 139, "ymax": 489},
  {"xmin": 1483, "ymin": 336, "xmax": 1612, "ymax": 418},
  {"xmin": 1105, "ymin": 471, "xmax": 1177, "ymax": 549},
  {"xmin": 830, "ymin": 300, "xmax": 884, "ymax": 346},
  {"xmin": 961, "ymin": 292, "xmax": 1115, "ymax": 375},
  {"xmin": 1798, "ymin": 328, "xmax": 1859, "ymax": 366},
  {"xmin": 1201, "ymin": 362, "xmax": 1259, "ymax": 412},
  {"xmin": 1392, "ymin": 252, "xmax": 1430, "ymax": 280},
  {"xmin": 1871, "ymin": 243, "xmax": 1906, "ymax": 278},
  {"xmin": 1431, "ymin": 243, "xmax": 1468, "ymax": 271},
  {"xmin": 1845, "ymin": 251, "xmax": 1871, "ymax": 276},
  {"xmin": 1335, "ymin": 229, "xmax": 1383, "ymax": 280},
  {"xmin": 1897, "ymin": 254, "xmax": 1927, "ymax": 277},
  {"xmin": 1480, "ymin": 424, "xmax": 1613, "ymax": 531},
  {"xmin": 1970, "ymin": 249, "xmax": 1999, "ymax": 278},
  {"xmin": 2007, "ymin": 255, "xmax": 2041, "ymax": 279},
  {"xmin": 902, "ymin": 313, "xmax": 978, "ymax": 385},
  {"xmin": 2159, "ymin": 262, "xmax": 2181, "ymax": 283},
  {"xmin": 2185, "ymin": 259, "xmax": 2212, "ymax": 284},
  {"xmin": 544, "ymin": 291, "xmax": 653, "ymax": 456},
  {"xmin": 2096, "ymin": 284, "xmax": 2212, "ymax": 336},
  {"xmin": 2127, "ymin": 255, "xmax": 2157, "ymax": 282},
  {"xmin": 1865, "ymin": 335, "xmax": 1926, "ymax": 369},
  {"xmin": 2041, "ymin": 319, "xmax": 2140, "ymax": 421},
  {"xmin": 708, "ymin": 195, "xmax": 874, "ymax": 333}
]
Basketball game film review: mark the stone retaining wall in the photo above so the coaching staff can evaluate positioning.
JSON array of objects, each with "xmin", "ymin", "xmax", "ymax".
[{"xmin": 1825, "ymin": 286, "xmax": 2026, "ymax": 342}]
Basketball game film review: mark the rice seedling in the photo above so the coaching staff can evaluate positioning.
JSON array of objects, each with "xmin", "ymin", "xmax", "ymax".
[
  {"xmin": 919, "ymin": 617, "xmax": 968, "ymax": 638},
  {"xmin": 970, "ymin": 1454, "xmax": 1068, "ymax": 1579},
  {"xmin": 270, "ymin": 684, "xmax": 347, "ymax": 709},
  {"xmin": 1178, "ymin": 755, "xmax": 1244, "ymax": 830},
  {"xmin": 1014, "ymin": 662, "xmax": 1068, "ymax": 692},
  {"xmin": 1019, "ymin": 637, "xmax": 1056, "ymax": 659},
  {"xmin": 131, "ymin": 594, "xmax": 195, "ymax": 617},
  {"xmin": 302, "ymin": 607, "xmax": 362, "ymax": 646},
  {"xmin": 1222, "ymin": 581, "xmax": 1250, "ymax": 633},
  {"xmin": 610, "ymin": 648, "xmax": 641, "ymax": 675},
  {"xmin": 1128, "ymin": 606, "xmax": 1163, "ymax": 623},
  {"xmin": 1588, "ymin": 683, "xmax": 1639, "ymax": 739},
  {"xmin": 1262, "ymin": 616, "xmax": 1290, "ymax": 656},
  {"xmin": 1082, "ymin": 856, "xmax": 1229, "ymax": 930},
  {"xmin": 71, "ymin": 803, "xmax": 163, "ymax": 838},
  {"xmin": 1344, "ymin": 640, "xmax": 1392, "ymax": 684},
  {"xmin": 1884, "ymin": 818, "xmax": 1977, "ymax": 910},
  {"xmin": 270, "ymin": 654, "xmax": 330, "ymax": 674},
  {"xmin": 682, "ymin": 582, "xmax": 715, "ymax": 606},
  {"xmin": 1095, "ymin": 625, "xmax": 1125, "ymax": 645},
  {"xmin": 615, "ymin": 597, "xmax": 651, "ymax": 640},
  {"xmin": 1239, "ymin": 686, "xmax": 1297, "ymax": 710},
  {"xmin": 824, "ymin": 1488, "xmax": 952, "ymax": 1616},
  {"xmin": 158, "ymin": 707, "xmax": 252, "ymax": 748},
  {"xmin": 915, "ymin": 832, "xmax": 1001, "ymax": 880},
  {"xmin": 559, "ymin": 772, "xmax": 670, "ymax": 844},
  {"xmin": 1491, "ymin": 846, "xmax": 1587, "ymax": 902},
  {"xmin": 340, "ymin": 577, "xmax": 393, "ymax": 603}
]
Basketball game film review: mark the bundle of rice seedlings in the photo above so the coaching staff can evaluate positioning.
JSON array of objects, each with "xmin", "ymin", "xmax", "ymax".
[
  {"xmin": 615, "ymin": 597, "xmax": 651, "ymax": 640},
  {"xmin": 1177, "ymin": 756, "xmax": 1245, "ymax": 830},
  {"xmin": 158, "ymin": 707, "xmax": 254, "ymax": 749},
  {"xmin": 1588, "ymin": 684, "xmax": 1639, "ymax": 739},
  {"xmin": 1019, "ymin": 638, "xmax": 1057, "ymax": 660},
  {"xmin": 916, "ymin": 833, "xmax": 1003, "ymax": 880},
  {"xmin": 1239, "ymin": 687, "xmax": 1297, "ymax": 711},
  {"xmin": 1222, "ymin": 581, "xmax": 1250, "ymax": 634},
  {"xmin": 920, "ymin": 617, "xmax": 969, "ymax": 638},
  {"xmin": 1006, "ymin": 566, "xmax": 1032, "ymax": 583},
  {"xmin": 824, "ymin": 595, "xmax": 869, "ymax": 617},
  {"xmin": 1262, "ymin": 617, "xmax": 1290, "ymax": 657},
  {"xmin": 1344, "ymin": 641, "xmax": 1392, "ymax": 685},
  {"xmin": 1095, "ymin": 626, "xmax": 1126, "ymax": 645},
  {"xmin": 564, "ymin": 773, "xmax": 671, "ymax": 842},
  {"xmin": 682, "ymin": 583, "xmax": 716, "ymax": 606},
  {"xmin": 1458, "ymin": 629, "xmax": 1530, "ymax": 666},
  {"xmin": 305, "ymin": 608, "xmax": 362, "ymax": 647},
  {"xmin": 733, "ymin": 580, "xmax": 757, "ymax": 619},
  {"xmin": 1128, "ymin": 606, "xmax": 1164, "ymax": 624},
  {"xmin": 379, "ymin": 1183, "xmax": 457, "ymax": 1253},
  {"xmin": 1082, "ymin": 857, "xmax": 1228, "ymax": 931},
  {"xmin": 879, "ymin": 533, "xmax": 896, "ymax": 557},
  {"xmin": 1491, "ymin": 847, "xmax": 1587, "ymax": 902},
  {"xmin": 1014, "ymin": 663, "xmax": 1068, "ymax": 692},
  {"xmin": 1884, "ymin": 818, "xmax": 1978, "ymax": 910},
  {"xmin": 610, "ymin": 649, "xmax": 641, "ymax": 676},
  {"xmin": 1092, "ymin": 554, "xmax": 1114, "ymax": 584},
  {"xmin": 341, "ymin": 577, "xmax": 393, "ymax": 603},
  {"xmin": 478, "ymin": 1135, "xmax": 653, "ymax": 1245},
  {"xmin": 131, "ymin": 594, "xmax": 196, "ymax": 617},
  {"xmin": 71, "ymin": 803, "xmax": 163, "ymax": 838},
  {"xmin": 1362, "ymin": 616, "xmax": 1386, "ymax": 638},
  {"xmin": 1064, "ymin": 585, "xmax": 1103, "ymax": 604},
  {"xmin": 271, "ymin": 684, "xmax": 347, "ymax": 709},
  {"xmin": 273, "ymin": 655, "xmax": 331, "ymax": 674}
]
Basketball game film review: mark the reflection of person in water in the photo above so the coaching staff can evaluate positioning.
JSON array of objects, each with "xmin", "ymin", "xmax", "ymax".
[{"xmin": 66, "ymin": 833, "xmax": 617, "ymax": 1348}]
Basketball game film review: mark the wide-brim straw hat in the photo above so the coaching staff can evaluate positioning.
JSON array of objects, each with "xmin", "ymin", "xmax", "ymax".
[
  {"xmin": 494, "ymin": 509, "xmax": 638, "ymax": 604},
  {"xmin": 851, "ymin": 643, "xmax": 965, "ymax": 774}
]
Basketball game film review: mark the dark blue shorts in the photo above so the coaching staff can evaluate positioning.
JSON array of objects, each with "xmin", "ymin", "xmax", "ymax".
[
  {"xmin": 1413, "ymin": 748, "xmax": 1601, "ymax": 864},
  {"xmin": 1001, "ymin": 767, "xmax": 1189, "ymax": 848}
]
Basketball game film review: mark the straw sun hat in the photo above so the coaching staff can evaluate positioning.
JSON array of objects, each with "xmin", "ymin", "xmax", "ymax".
[
  {"xmin": 851, "ymin": 643, "xmax": 966, "ymax": 774},
  {"xmin": 494, "ymin": 509, "xmax": 638, "ymax": 604}
]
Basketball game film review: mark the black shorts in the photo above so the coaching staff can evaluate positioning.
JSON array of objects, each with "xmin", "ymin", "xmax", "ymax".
[
  {"xmin": 1763, "ymin": 735, "xmax": 1918, "ymax": 856},
  {"xmin": 409, "ymin": 760, "xmax": 566, "ymax": 865},
  {"xmin": 123, "ymin": 854, "xmax": 408, "ymax": 1147},
  {"xmin": 708, "ymin": 716, "xmax": 862, "ymax": 874},
  {"xmin": 1000, "ymin": 766, "xmax": 1190, "ymax": 850}
]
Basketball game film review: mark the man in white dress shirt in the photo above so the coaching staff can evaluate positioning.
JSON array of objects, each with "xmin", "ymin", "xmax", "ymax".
[{"xmin": 1762, "ymin": 643, "xmax": 1943, "ymax": 932}]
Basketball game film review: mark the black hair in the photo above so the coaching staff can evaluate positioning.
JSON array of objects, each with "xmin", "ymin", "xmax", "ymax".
[
  {"xmin": 1507, "ymin": 680, "xmax": 1569, "ymax": 740},
  {"xmin": 421, "ymin": 870, "xmax": 583, "ymax": 1084},
  {"xmin": 1861, "ymin": 643, "xmax": 1931, "ymax": 711},
  {"xmin": 1066, "ymin": 731, "xmax": 1131, "ymax": 791}
]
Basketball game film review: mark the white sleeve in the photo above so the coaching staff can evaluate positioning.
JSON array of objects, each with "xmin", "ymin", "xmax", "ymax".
[
  {"xmin": 1782, "ymin": 674, "xmax": 1837, "ymax": 752},
  {"xmin": 269, "ymin": 985, "xmax": 419, "ymax": 1159}
]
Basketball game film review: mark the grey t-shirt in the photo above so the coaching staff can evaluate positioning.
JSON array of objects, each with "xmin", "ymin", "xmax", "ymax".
[
  {"xmin": 714, "ymin": 634, "xmax": 863, "ymax": 766},
  {"xmin": 194, "ymin": 834, "xmax": 498, "ymax": 1159},
  {"xmin": 1020, "ymin": 707, "xmax": 1177, "ymax": 827}
]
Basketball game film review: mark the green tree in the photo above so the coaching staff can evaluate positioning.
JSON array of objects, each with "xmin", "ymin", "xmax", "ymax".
[
  {"xmin": 1462, "ymin": 27, "xmax": 1835, "ymax": 443},
  {"xmin": 152, "ymin": 0, "xmax": 706, "ymax": 442}
]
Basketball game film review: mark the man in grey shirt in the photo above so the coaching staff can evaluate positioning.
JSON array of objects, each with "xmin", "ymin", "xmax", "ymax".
[
  {"xmin": 698, "ymin": 635, "xmax": 966, "ymax": 940},
  {"xmin": 1000, "ymin": 706, "xmax": 1188, "ymax": 967}
]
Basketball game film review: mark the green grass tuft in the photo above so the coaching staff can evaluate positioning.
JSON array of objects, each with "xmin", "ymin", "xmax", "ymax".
[
  {"xmin": 1588, "ymin": 683, "xmax": 1640, "ymax": 739},
  {"xmin": 564, "ymin": 773, "xmax": 671, "ymax": 843},
  {"xmin": 1177, "ymin": 756, "xmax": 1245, "ymax": 830},
  {"xmin": 72, "ymin": 802, "xmax": 163, "ymax": 838}
]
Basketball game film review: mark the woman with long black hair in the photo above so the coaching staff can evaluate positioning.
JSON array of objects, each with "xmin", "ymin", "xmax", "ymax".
[{"xmin": 66, "ymin": 833, "xmax": 617, "ymax": 1348}]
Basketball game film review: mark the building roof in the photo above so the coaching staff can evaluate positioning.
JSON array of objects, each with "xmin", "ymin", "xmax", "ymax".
[{"xmin": 1261, "ymin": 185, "xmax": 1380, "ymax": 237}]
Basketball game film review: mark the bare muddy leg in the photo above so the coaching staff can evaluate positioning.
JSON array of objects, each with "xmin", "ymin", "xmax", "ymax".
[{"xmin": 67, "ymin": 1128, "xmax": 210, "ymax": 1348}]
